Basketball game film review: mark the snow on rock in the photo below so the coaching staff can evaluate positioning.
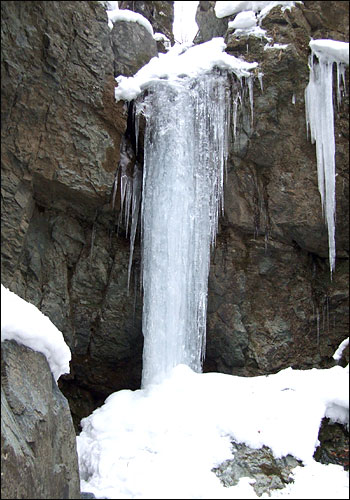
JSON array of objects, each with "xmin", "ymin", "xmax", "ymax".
[
  {"xmin": 231, "ymin": 26, "xmax": 272, "ymax": 40},
  {"xmin": 229, "ymin": 10, "xmax": 257, "ymax": 29},
  {"xmin": 1, "ymin": 284, "xmax": 71, "ymax": 382},
  {"xmin": 215, "ymin": 1, "xmax": 299, "ymax": 20},
  {"xmin": 264, "ymin": 42, "xmax": 289, "ymax": 50},
  {"xmin": 114, "ymin": 37, "xmax": 258, "ymax": 102},
  {"xmin": 333, "ymin": 337, "xmax": 349, "ymax": 362},
  {"xmin": 309, "ymin": 39, "xmax": 349, "ymax": 64},
  {"xmin": 107, "ymin": 8, "xmax": 154, "ymax": 35}
]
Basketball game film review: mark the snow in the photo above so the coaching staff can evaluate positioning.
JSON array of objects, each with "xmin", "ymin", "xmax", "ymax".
[
  {"xmin": 222, "ymin": 3, "xmax": 298, "ymax": 39},
  {"xmin": 114, "ymin": 37, "xmax": 258, "ymax": 102},
  {"xmin": 215, "ymin": 1, "xmax": 300, "ymax": 20},
  {"xmin": 107, "ymin": 6, "xmax": 154, "ymax": 35},
  {"xmin": 264, "ymin": 42, "xmax": 289, "ymax": 50},
  {"xmin": 77, "ymin": 363, "xmax": 349, "ymax": 499},
  {"xmin": 309, "ymin": 39, "xmax": 349, "ymax": 64},
  {"xmin": 305, "ymin": 39, "xmax": 349, "ymax": 276},
  {"xmin": 333, "ymin": 337, "xmax": 349, "ymax": 362},
  {"xmin": 231, "ymin": 25, "xmax": 272, "ymax": 40},
  {"xmin": 1, "ymin": 284, "xmax": 71, "ymax": 382},
  {"xmin": 229, "ymin": 10, "xmax": 257, "ymax": 29}
]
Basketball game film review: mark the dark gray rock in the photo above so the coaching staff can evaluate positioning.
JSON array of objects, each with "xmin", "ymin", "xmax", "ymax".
[
  {"xmin": 194, "ymin": 1, "xmax": 228, "ymax": 43},
  {"xmin": 111, "ymin": 18, "xmax": 158, "ymax": 77},
  {"xmin": 1, "ymin": 340, "xmax": 80, "ymax": 499},
  {"xmin": 119, "ymin": 1, "xmax": 175, "ymax": 45},
  {"xmin": 314, "ymin": 417, "xmax": 349, "ymax": 470}
]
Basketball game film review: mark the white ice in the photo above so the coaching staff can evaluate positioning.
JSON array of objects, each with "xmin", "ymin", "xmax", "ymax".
[
  {"xmin": 137, "ymin": 70, "xmax": 232, "ymax": 388},
  {"xmin": 305, "ymin": 39, "xmax": 349, "ymax": 275}
]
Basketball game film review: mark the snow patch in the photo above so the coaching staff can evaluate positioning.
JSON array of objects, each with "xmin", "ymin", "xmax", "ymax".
[
  {"xmin": 107, "ymin": 8, "xmax": 154, "ymax": 35},
  {"xmin": 1, "ymin": 284, "xmax": 71, "ymax": 381},
  {"xmin": 215, "ymin": 1, "xmax": 300, "ymax": 20},
  {"xmin": 114, "ymin": 38, "xmax": 258, "ymax": 102}
]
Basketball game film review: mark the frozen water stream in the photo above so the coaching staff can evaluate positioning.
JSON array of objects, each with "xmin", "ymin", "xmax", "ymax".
[{"xmin": 137, "ymin": 72, "xmax": 231, "ymax": 387}]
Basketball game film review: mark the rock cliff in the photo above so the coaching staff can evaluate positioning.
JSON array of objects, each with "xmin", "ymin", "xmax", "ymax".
[
  {"xmin": 1, "ymin": 340, "xmax": 80, "ymax": 499},
  {"xmin": 1, "ymin": 0, "xmax": 348, "ymax": 435}
]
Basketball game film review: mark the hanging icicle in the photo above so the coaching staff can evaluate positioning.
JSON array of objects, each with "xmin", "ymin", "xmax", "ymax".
[{"xmin": 305, "ymin": 39, "xmax": 349, "ymax": 277}]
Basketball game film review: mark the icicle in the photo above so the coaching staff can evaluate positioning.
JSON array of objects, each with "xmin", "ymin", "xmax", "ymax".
[
  {"xmin": 336, "ymin": 61, "xmax": 347, "ymax": 108},
  {"xmin": 247, "ymin": 76, "xmax": 254, "ymax": 125},
  {"xmin": 258, "ymin": 72, "xmax": 264, "ymax": 92},
  {"xmin": 127, "ymin": 164, "xmax": 142, "ymax": 291},
  {"xmin": 232, "ymin": 95, "xmax": 239, "ymax": 138},
  {"xmin": 292, "ymin": 93, "xmax": 296, "ymax": 105},
  {"xmin": 305, "ymin": 53, "xmax": 336, "ymax": 276},
  {"xmin": 133, "ymin": 103, "xmax": 140, "ymax": 156},
  {"xmin": 111, "ymin": 168, "xmax": 119, "ymax": 209}
]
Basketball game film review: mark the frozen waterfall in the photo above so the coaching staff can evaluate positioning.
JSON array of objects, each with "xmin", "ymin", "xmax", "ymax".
[
  {"xmin": 113, "ymin": 38, "xmax": 257, "ymax": 388},
  {"xmin": 136, "ymin": 72, "xmax": 231, "ymax": 388}
]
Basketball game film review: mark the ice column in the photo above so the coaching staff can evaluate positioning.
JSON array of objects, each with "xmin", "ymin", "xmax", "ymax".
[
  {"xmin": 137, "ymin": 71, "xmax": 231, "ymax": 388},
  {"xmin": 305, "ymin": 40, "xmax": 349, "ymax": 276}
]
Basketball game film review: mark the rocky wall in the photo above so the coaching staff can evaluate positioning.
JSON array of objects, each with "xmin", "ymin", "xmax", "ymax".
[{"xmin": 1, "ymin": 0, "xmax": 349, "ymax": 433}]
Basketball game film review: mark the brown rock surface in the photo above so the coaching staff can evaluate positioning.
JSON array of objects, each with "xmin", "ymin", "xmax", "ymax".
[
  {"xmin": 202, "ymin": 1, "xmax": 349, "ymax": 376},
  {"xmin": 1, "ymin": 0, "xmax": 348, "ymax": 433}
]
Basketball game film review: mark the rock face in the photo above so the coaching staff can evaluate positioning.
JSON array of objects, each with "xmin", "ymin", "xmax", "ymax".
[
  {"xmin": 203, "ymin": 0, "xmax": 349, "ymax": 377},
  {"xmin": 194, "ymin": 1, "xmax": 228, "ymax": 43},
  {"xmin": 1, "ymin": 0, "xmax": 143, "ymax": 429},
  {"xmin": 1, "ymin": 340, "xmax": 80, "ymax": 499},
  {"xmin": 119, "ymin": 0, "xmax": 175, "ymax": 44},
  {"xmin": 111, "ymin": 17, "xmax": 158, "ymax": 77},
  {"xmin": 0, "ymin": 0, "xmax": 348, "ymax": 436}
]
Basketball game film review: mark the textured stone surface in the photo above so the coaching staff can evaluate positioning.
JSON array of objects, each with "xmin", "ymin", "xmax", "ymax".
[
  {"xmin": 1, "ymin": 0, "xmax": 142, "ymax": 428},
  {"xmin": 212, "ymin": 441, "xmax": 302, "ymax": 496},
  {"xmin": 203, "ymin": 0, "xmax": 349, "ymax": 376},
  {"xmin": 314, "ymin": 417, "xmax": 349, "ymax": 470},
  {"xmin": 194, "ymin": 0, "xmax": 229, "ymax": 43},
  {"xmin": 1, "ymin": 340, "xmax": 80, "ymax": 499},
  {"xmin": 111, "ymin": 18, "xmax": 158, "ymax": 77},
  {"xmin": 119, "ymin": 0, "xmax": 175, "ymax": 44}
]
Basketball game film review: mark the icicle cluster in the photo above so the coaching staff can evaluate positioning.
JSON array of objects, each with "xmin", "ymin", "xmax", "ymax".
[
  {"xmin": 305, "ymin": 41, "xmax": 348, "ymax": 276},
  {"xmin": 112, "ymin": 139, "xmax": 142, "ymax": 290},
  {"xmin": 135, "ymin": 70, "xmax": 250, "ymax": 388}
]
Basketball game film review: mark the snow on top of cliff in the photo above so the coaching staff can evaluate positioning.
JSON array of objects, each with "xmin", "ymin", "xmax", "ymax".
[
  {"xmin": 1, "ymin": 284, "xmax": 71, "ymax": 382},
  {"xmin": 309, "ymin": 39, "xmax": 349, "ymax": 64},
  {"xmin": 106, "ymin": 6, "xmax": 154, "ymax": 35},
  {"xmin": 114, "ymin": 37, "xmax": 258, "ymax": 102},
  {"xmin": 215, "ymin": 1, "xmax": 300, "ymax": 19}
]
